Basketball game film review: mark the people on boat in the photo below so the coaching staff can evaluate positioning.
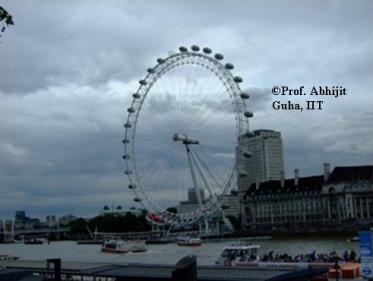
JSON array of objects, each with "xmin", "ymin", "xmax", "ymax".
[
  {"xmin": 258, "ymin": 250, "xmax": 359, "ymax": 263},
  {"xmin": 343, "ymin": 250, "xmax": 349, "ymax": 262},
  {"xmin": 349, "ymin": 249, "xmax": 357, "ymax": 261}
]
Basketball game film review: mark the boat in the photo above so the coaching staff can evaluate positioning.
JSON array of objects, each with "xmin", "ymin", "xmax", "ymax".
[
  {"xmin": 214, "ymin": 245, "xmax": 359, "ymax": 278},
  {"xmin": 101, "ymin": 239, "xmax": 147, "ymax": 253},
  {"xmin": 128, "ymin": 240, "xmax": 147, "ymax": 253},
  {"xmin": 215, "ymin": 244, "xmax": 260, "ymax": 266},
  {"xmin": 347, "ymin": 236, "xmax": 359, "ymax": 242},
  {"xmin": 101, "ymin": 239, "xmax": 129, "ymax": 253},
  {"xmin": 24, "ymin": 237, "xmax": 45, "ymax": 245},
  {"xmin": 177, "ymin": 237, "xmax": 202, "ymax": 247}
]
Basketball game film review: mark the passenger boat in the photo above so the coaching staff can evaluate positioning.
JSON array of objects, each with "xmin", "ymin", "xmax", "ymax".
[
  {"xmin": 128, "ymin": 240, "xmax": 147, "ymax": 253},
  {"xmin": 347, "ymin": 236, "xmax": 359, "ymax": 242},
  {"xmin": 215, "ymin": 245, "xmax": 260, "ymax": 266},
  {"xmin": 177, "ymin": 237, "xmax": 202, "ymax": 247},
  {"xmin": 24, "ymin": 237, "xmax": 45, "ymax": 245},
  {"xmin": 215, "ymin": 245, "xmax": 362, "ymax": 280},
  {"xmin": 101, "ymin": 239, "xmax": 129, "ymax": 253},
  {"xmin": 101, "ymin": 239, "xmax": 147, "ymax": 253}
]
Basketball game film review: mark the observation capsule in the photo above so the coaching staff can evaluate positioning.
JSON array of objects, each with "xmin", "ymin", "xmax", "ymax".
[
  {"xmin": 214, "ymin": 53, "xmax": 224, "ymax": 60},
  {"xmin": 139, "ymin": 80, "xmax": 147, "ymax": 85},
  {"xmin": 240, "ymin": 92, "xmax": 249, "ymax": 99},
  {"xmin": 157, "ymin": 58, "xmax": 165, "ymax": 64},
  {"xmin": 244, "ymin": 131, "xmax": 255, "ymax": 138},
  {"xmin": 239, "ymin": 171, "xmax": 248, "ymax": 177},
  {"xmin": 244, "ymin": 111, "xmax": 254, "ymax": 118},
  {"xmin": 134, "ymin": 197, "xmax": 142, "ymax": 203},
  {"xmin": 122, "ymin": 154, "xmax": 131, "ymax": 159},
  {"xmin": 122, "ymin": 138, "xmax": 130, "ymax": 144},
  {"xmin": 128, "ymin": 184, "xmax": 136, "ymax": 189},
  {"xmin": 179, "ymin": 46, "xmax": 188, "ymax": 52},
  {"xmin": 132, "ymin": 93, "xmax": 141, "ymax": 99},
  {"xmin": 225, "ymin": 63, "xmax": 234, "ymax": 70},
  {"xmin": 124, "ymin": 122, "xmax": 132, "ymax": 128},
  {"xmin": 202, "ymin": 47, "xmax": 212, "ymax": 54},
  {"xmin": 191, "ymin": 45, "xmax": 200, "ymax": 51},
  {"xmin": 233, "ymin": 76, "xmax": 243, "ymax": 83},
  {"xmin": 127, "ymin": 107, "xmax": 135, "ymax": 113},
  {"xmin": 147, "ymin": 68, "xmax": 155, "ymax": 74},
  {"xmin": 124, "ymin": 169, "xmax": 133, "ymax": 175},
  {"xmin": 243, "ymin": 151, "xmax": 253, "ymax": 158}
]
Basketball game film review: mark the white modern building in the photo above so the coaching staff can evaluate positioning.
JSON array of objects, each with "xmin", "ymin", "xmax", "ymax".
[{"xmin": 239, "ymin": 129, "xmax": 285, "ymax": 192}]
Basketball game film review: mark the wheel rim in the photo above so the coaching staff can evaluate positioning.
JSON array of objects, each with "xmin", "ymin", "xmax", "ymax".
[{"xmin": 123, "ymin": 46, "xmax": 251, "ymax": 226}]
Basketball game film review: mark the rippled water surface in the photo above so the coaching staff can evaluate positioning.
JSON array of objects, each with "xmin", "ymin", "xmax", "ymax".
[{"xmin": 0, "ymin": 236, "xmax": 359, "ymax": 265}]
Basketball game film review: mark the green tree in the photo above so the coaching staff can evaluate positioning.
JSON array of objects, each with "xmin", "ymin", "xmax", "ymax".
[
  {"xmin": 166, "ymin": 207, "xmax": 177, "ymax": 214},
  {"xmin": 87, "ymin": 212, "xmax": 150, "ymax": 233},
  {"xmin": 0, "ymin": 6, "xmax": 14, "ymax": 41},
  {"xmin": 68, "ymin": 218, "xmax": 88, "ymax": 235}
]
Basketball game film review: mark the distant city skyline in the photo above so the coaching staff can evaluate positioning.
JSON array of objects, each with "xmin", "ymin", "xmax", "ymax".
[{"xmin": 0, "ymin": 0, "xmax": 372, "ymax": 218}]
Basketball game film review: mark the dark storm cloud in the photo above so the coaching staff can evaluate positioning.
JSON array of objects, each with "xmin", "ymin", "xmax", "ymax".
[
  {"xmin": 0, "ymin": 0, "xmax": 372, "ymax": 218},
  {"xmin": 0, "ymin": 1, "xmax": 173, "ymax": 94}
]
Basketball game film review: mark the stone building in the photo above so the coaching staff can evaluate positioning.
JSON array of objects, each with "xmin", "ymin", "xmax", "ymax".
[
  {"xmin": 322, "ymin": 165, "xmax": 373, "ymax": 227},
  {"xmin": 241, "ymin": 164, "xmax": 373, "ymax": 232}
]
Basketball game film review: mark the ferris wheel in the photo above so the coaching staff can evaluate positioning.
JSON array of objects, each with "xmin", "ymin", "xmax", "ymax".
[{"xmin": 123, "ymin": 45, "xmax": 253, "ymax": 228}]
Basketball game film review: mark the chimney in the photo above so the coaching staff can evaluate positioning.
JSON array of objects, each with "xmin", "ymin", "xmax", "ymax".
[
  {"xmin": 324, "ymin": 163, "xmax": 331, "ymax": 181},
  {"xmin": 280, "ymin": 171, "xmax": 285, "ymax": 188},
  {"xmin": 255, "ymin": 179, "xmax": 259, "ymax": 190},
  {"xmin": 294, "ymin": 169, "xmax": 299, "ymax": 186}
]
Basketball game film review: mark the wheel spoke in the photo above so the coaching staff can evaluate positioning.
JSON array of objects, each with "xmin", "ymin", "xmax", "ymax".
[{"xmin": 123, "ymin": 47, "xmax": 250, "ymax": 231}]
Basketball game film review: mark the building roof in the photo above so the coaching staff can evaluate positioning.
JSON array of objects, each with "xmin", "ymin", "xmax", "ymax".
[
  {"xmin": 325, "ymin": 165, "xmax": 373, "ymax": 184},
  {"xmin": 243, "ymin": 165, "xmax": 373, "ymax": 197},
  {"xmin": 245, "ymin": 175, "xmax": 324, "ymax": 196}
]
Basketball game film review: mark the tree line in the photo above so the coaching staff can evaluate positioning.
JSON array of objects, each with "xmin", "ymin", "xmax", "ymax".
[{"xmin": 68, "ymin": 211, "xmax": 151, "ymax": 237}]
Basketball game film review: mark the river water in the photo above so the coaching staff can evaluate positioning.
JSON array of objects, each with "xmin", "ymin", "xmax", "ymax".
[{"xmin": 0, "ymin": 237, "xmax": 359, "ymax": 265}]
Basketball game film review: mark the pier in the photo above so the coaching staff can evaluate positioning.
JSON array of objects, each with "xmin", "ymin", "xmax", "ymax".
[{"xmin": 0, "ymin": 256, "xmax": 328, "ymax": 281}]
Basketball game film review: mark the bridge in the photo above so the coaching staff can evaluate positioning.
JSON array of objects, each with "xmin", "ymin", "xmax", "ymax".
[
  {"xmin": 14, "ymin": 227, "xmax": 70, "ymax": 236},
  {"xmin": 1, "ymin": 227, "xmax": 70, "ymax": 242}
]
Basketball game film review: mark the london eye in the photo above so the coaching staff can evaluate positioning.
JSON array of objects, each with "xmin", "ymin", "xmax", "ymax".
[{"xmin": 123, "ymin": 45, "xmax": 253, "ymax": 230}]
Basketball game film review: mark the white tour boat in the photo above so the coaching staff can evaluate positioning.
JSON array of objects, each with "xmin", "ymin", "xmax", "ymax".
[
  {"xmin": 128, "ymin": 240, "xmax": 147, "ymax": 253},
  {"xmin": 177, "ymin": 237, "xmax": 202, "ymax": 247},
  {"xmin": 215, "ymin": 245, "xmax": 338, "ymax": 271},
  {"xmin": 215, "ymin": 244, "xmax": 260, "ymax": 266},
  {"xmin": 101, "ymin": 239, "xmax": 146, "ymax": 253}
]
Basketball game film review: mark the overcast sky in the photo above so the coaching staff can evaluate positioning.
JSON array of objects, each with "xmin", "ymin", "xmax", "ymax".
[{"xmin": 0, "ymin": 0, "xmax": 372, "ymax": 219}]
